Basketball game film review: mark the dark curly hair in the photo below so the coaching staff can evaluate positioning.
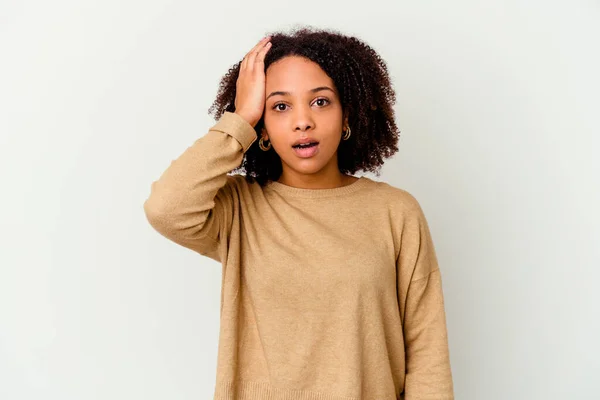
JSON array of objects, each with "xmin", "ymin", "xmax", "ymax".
[{"xmin": 208, "ymin": 26, "xmax": 400, "ymax": 187}]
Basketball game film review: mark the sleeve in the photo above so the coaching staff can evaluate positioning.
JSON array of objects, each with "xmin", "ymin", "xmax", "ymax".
[
  {"xmin": 143, "ymin": 111, "xmax": 257, "ymax": 261},
  {"xmin": 396, "ymin": 196, "xmax": 454, "ymax": 399}
]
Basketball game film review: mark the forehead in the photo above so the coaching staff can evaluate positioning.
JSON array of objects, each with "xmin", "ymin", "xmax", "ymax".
[{"xmin": 265, "ymin": 56, "xmax": 335, "ymax": 93}]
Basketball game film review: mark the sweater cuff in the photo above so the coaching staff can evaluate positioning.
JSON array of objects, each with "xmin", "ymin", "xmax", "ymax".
[{"xmin": 210, "ymin": 111, "xmax": 258, "ymax": 152}]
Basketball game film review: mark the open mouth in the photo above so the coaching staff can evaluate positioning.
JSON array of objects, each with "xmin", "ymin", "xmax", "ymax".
[
  {"xmin": 292, "ymin": 142, "xmax": 320, "ymax": 158},
  {"xmin": 292, "ymin": 142, "xmax": 319, "ymax": 149}
]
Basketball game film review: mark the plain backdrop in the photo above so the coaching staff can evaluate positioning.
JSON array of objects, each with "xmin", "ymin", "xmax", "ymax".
[{"xmin": 1, "ymin": 1, "xmax": 599, "ymax": 399}]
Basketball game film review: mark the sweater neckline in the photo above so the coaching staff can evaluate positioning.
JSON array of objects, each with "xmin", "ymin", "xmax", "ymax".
[{"xmin": 265, "ymin": 176, "xmax": 371, "ymax": 198}]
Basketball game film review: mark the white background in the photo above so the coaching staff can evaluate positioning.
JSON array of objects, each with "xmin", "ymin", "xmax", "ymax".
[{"xmin": 1, "ymin": 1, "xmax": 599, "ymax": 399}]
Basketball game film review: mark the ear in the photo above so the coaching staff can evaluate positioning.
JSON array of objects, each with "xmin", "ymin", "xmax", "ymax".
[
  {"xmin": 341, "ymin": 111, "xmax": 349, "ymax": 129},
  {"xmin": 261, "ymin": 127, "xmax": 269, "ymax": 140}
]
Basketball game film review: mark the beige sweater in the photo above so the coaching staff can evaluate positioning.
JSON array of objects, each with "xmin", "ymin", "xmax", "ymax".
[{"xmin": 143, "ymin": 111, "xmax": 454, "ymax": 400}]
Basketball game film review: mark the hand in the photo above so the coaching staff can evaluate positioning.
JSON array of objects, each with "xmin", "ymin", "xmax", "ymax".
[{"xmin": 234, "ymin": 36, "xmax": 272, "ymax": 127}]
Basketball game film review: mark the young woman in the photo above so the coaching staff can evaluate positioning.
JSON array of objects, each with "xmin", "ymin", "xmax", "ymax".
[{"xmin": 144, "ymin": 27, "xmax": 454, "ymax": 400}]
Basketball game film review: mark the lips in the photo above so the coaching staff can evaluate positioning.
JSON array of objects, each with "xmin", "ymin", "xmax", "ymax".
[
  {"xmin": 292, "ymin": 142, "xmax": 319, "ymax": 149},
  {"xmin": 292, "ymin": 142, "xmax": 320, "ymax": 158},
  {"xmin": 292, "ymin": 138, "xmax": 319, "ymax": 148}
]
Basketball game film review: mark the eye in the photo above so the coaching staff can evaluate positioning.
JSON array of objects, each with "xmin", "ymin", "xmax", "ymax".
[
  {"xmin": 273, "ymin": 103, "xmax": 288, "ymax": 111},
  {"xmin": 272, "ymin": 98, "xmax": 330, "ymax": 112},
  {"xmin": 314, "ymin": 98, "xmax": 330, "ymax": 107}
]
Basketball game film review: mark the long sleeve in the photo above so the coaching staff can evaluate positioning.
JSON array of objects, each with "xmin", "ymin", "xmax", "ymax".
[
  {"xmin": 396, "ymin": 199, "xmax": 454, "ymax": 399},
  {"xmin": 143, "ymin": 111, "xmax": 257, "ymax": 261}
]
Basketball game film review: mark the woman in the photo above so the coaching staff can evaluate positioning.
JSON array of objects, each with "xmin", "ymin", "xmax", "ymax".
[{"xmin": 144, "ymin": 27, "xmax": 454, "ymax": 400}]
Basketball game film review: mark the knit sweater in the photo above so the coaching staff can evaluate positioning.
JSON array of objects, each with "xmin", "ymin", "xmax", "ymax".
[{"xmin": 143, "ymin": 111, "xmax": 454, "ymax": 400}]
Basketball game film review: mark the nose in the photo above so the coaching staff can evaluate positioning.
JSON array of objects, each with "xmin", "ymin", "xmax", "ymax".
[{"xmin": 293, "ymin": 105, "xmax": 314, "ymax": 132}]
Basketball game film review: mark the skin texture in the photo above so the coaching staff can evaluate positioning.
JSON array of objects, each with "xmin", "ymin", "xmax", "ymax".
[
  {"xmin": 208, "ymin": 27, "xmax": 400, "ymax": 188},
  {"xmin": 262, "ymin": 56, "xmax": 358, "ymax": 189}
]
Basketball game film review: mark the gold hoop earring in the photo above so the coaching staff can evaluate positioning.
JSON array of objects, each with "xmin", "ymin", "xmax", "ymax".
[
  {"xmin": 259, "ymin": 137, "xmax": 272, "ymax": 151},
  {"xmin": 342, "ymin": 126, "xmax": 352, "ymax": 141}
]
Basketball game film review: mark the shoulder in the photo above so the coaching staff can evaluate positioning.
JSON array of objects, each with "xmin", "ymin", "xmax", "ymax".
[
  {"xmin": 368, "ymin": 180, "xmax": 439, "ymax": 270},
  {"xmin": 225, "ymin": 173, "xmax": 247, "ymax": 186},
  {"xmin": 222, "ymin": 173, "xmax": 264, "ymax": 198},
  {"xmin": 366, "ymin": 178, "xmax": 432, "ymax": 247},
  {"xmin": 226, "ymin": 173, "xmax": 262, "ymax": 189},
  {"xmin": 365, "ymin": 177, "xmax": 425, "ymax": 217}
]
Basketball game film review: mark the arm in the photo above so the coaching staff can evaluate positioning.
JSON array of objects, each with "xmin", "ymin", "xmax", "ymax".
[
  {"xmin": 397, "ymin": 198, "xmax": 454, "ymax": 399},
  {"xmin": 143, "ymin": 111, "xmax": 257, "ymax": 261}
]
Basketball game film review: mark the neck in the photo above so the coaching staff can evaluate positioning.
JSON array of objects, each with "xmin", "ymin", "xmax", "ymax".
[{"xmin": 277, "ymin": 167, "xmax": 357, "ymax": 190}]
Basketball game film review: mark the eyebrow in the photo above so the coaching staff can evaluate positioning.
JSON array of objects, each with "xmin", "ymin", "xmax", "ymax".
[{"xmin": 266, "ymin": 86, "xmax": 335, "ymax": 101}]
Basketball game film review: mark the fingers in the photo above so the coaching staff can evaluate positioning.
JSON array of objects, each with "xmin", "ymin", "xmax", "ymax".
[
  {"xmin": 241, "ymin": 36, "xmax": 271, "ymax": 70},
  {"xmin": 255, "ymin": 41, "xmax": 271, "ymax": 65},
  {"xmin": 241, "ymin": 38, "xmax": 266, "ymax": 69},
  {"xmin": 244, "ymin": 37, "xmax": 270, "ymax": 70}
]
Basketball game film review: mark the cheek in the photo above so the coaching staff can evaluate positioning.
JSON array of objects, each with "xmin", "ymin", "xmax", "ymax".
[
  {"xmin": 263, "ymin": 118, "xmax": 287, "ymax": 145},
  {"xmin": 322, "ymin": 136, "xmax": 343, "ymax": 152}
]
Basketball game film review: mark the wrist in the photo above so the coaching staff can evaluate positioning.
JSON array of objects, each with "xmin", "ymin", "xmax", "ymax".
[{"xmin": 234, "ymin": 111, "xmax": 257, "ymax": 128}]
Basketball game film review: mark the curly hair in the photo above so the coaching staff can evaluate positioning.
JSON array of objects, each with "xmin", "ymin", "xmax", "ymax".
[{"xmin": 208, "ymin": 26, "xmax": 400, "ymax": 187}]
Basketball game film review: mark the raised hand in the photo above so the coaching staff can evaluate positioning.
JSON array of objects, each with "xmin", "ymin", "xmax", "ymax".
[{"xmin": 233, "ymin": 36, "xmax": 272, "ymax": 128}]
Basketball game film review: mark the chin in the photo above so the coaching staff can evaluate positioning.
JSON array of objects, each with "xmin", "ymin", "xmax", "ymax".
[
  {"xmin": 281, "ymin": 157, "xmax": 327, "ymax": 176},
  {"xmin": 290, "ymin": 163, "xmax": 326, "ymax": 175}
]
